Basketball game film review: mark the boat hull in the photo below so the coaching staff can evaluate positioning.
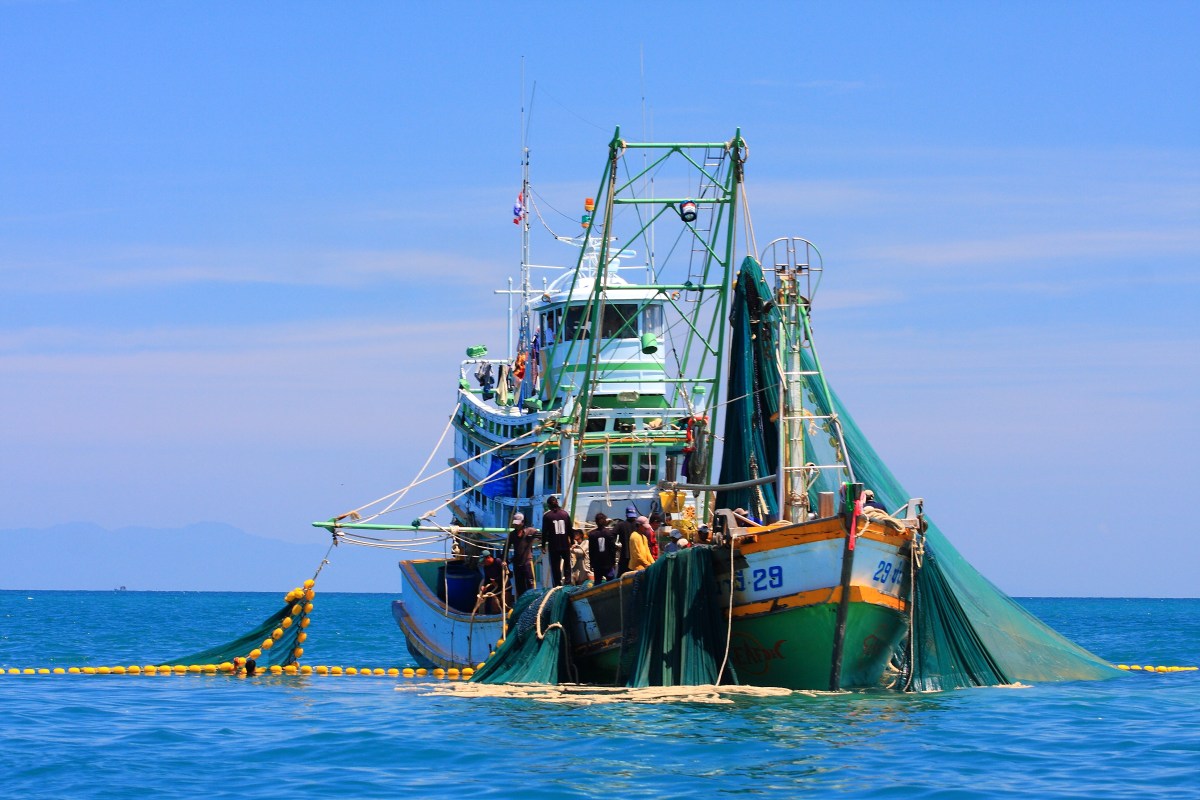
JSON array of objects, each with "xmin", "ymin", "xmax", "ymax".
[
  {"xmin": 728, "ymin": 595, "xmax": 905, "ymax": 689},
  {"xmin": 392, "ymin": 560, "xmax": 504, "ymax": 669},
  {"xmin": 723, "ymin": 516, "xmax": 912, "ymax": 689},
  {"xmin": 397, "ymin": 517, "xmax": 913, "ymax": 689},
  {"xmin": 564, "ymin": 516, "xmax": 913, "ymax": 690}
]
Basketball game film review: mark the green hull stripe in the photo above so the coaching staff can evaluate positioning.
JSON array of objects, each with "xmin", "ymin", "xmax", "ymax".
[{"xmin": 729, "ymin": 602, "xmax": 906, "ymax": 690}]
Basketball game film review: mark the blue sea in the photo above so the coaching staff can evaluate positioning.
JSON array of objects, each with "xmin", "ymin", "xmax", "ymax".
[{"xmin": 2, "ymin": 591, "xmax": 1198, "ymax": 799}]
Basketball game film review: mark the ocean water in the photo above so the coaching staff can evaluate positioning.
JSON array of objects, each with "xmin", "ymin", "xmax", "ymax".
[{"xmin": 2, "ymin": 591, "xmax": 1198, "ymax": 799}]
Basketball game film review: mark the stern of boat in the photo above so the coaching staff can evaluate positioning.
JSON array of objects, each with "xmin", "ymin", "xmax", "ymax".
[{"xmin": 394, "ymin": 559, "xmax": 506, "ymax": 669}]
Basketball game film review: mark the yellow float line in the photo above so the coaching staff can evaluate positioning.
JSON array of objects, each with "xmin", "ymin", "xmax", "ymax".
[
  {"xmin": 0, "ymin": 664, "xmax": 476, "ymax": 679},
  {"xmin": 1115, "ymin": 664, "xmax": 1199, "ymax": 673}
]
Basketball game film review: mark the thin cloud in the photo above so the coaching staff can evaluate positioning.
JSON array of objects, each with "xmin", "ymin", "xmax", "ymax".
[
  {"xmin": 0, "ymin": 317, "xmax": 498, "ymax": 358},
  {"xmin": 853, "ymin": 228, "xmax": 1200, "ymax": 268},
  {"xmin": 811, "ymin": 288, "xmax": 905, "ymax": 311},
  {"xmin": 738, "ymin": 78, "xmax": 871, "ymax": 92},
  {"xmin": 0, "ymin": 246, "xmax": 506, "ymax": 293}
]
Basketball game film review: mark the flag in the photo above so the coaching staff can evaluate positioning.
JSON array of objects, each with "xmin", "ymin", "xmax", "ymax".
[{"xmin": 512, "ymin": 191, "xmax": 526, "ymax": 225}]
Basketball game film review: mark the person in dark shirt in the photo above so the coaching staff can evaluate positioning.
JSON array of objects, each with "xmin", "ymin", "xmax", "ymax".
[
  {"xmin": 541, "ymin": 496, "xmax": 573, "ymax": 587},
  {"xmin": 588, "ymin": 513, "xmax": 617, "ymax": 583},
  {"xmin": 863, "ymin": 489, "xmax": 887, "ymax": 511},
  {"xmin": 505, "ymin": 512, "xmax": 535, "ymax": 596},
  {"xmin": 478, "ymin": 550, "xmax": 504, "ymax": 614},
  {"xmin": 613, "ymin": 505, "xmax": 638, "ymax": 575}
]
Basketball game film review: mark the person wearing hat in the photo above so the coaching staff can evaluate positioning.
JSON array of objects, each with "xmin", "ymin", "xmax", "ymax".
[
  {"xmin": 569, "ymin": 523, "xmax": 592, "ymax": 586},
  {"xmin": 662, "ymin": 526, "xmax": 685, "ymax": 554},
  {"xmin": 648, "ymin": 511, "xmax": 665, "ymax": 558},
  {"xmin": 589, "ymin": 513, "xmax": 618, "ymax": 583},
  {"xmin": 613, "ymin": 505, "xmax": 638, "ymax": 576},
  {"xmin": 863, "ymin": 489, "xmax": 887, "ymax": 512},
  {"xmin": 542, "ymin": 496, "xmax": 573, "ymax": 587},
  {"xmin": 505, "ymin": 512, "xmax": 535, "ymax": 597},
  {"xmin": 627, "ymin": 516, "xmax": 656, "ymax": 571},
  {"xmin": 696, "ymin": 523, "xmax": 711, "ymax": 544},
  {"xmin": 477, "ymin": 550, "xmax": 504, "ymax": 613}
]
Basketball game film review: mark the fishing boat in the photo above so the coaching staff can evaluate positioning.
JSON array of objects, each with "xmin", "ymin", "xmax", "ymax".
[{"xmin": 314, "ymin": 129, "xmax": 1120, "ymax": 692}]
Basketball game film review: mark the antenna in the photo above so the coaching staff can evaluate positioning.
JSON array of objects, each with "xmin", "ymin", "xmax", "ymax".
[
  {"xmin": 516, "ymin": 62, "xmax": 538, "ymax": 393},
  {"xmin": 640, "ymin": 44, "xmax": 655, "ymax": 280}
]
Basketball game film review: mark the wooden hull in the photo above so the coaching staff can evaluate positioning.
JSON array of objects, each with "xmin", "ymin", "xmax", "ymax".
[
  {"xmin": 396, "ymin": 516, "xmax": 913, "ymax": 689},
  {"xmin": 724, "ymin": 516, "xmax": 912, "ymax": 689},
  {"xmin": 565, "ymin": 516, "xmax": 913, "ymax": 690}
]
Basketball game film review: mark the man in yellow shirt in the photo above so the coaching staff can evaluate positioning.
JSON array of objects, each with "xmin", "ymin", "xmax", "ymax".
[{"xmin": 627, "ymin": 515, "xmax": 656, "ymax": 571}]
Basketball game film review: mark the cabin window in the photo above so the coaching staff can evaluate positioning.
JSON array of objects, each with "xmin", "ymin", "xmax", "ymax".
[
  {"xmin": 642, "ymin": 304, "xmax": 663, "ymax": 337},
  {"xmin": 615, "ymin": 418, "xmax": 635, "ymax": 433},
  {"xmin": 540, "ymin": 310, "xmax": 562, "ymax": 346},
  {"xmin": 610, "ymin": 453, "xmax": 631, "ymax": 485},
  {"xmin": 585, "ymin": 416, "xmax": 607, "ymax": 433},
  {"xmin": 638, "ymin": 452, "xmax": 657, "ymax": 484},
  {"xmin": 579, "ymin": 454, "xmax": 602, "ymax": 487},
  {"xmin": 601, "ymin": 304, "xmax": 639, "ymax": 339},
  {"xmin": 543, "ymin": 450, "xmax": 559, "ymax": 495},
  {"xmin": 563, "ymin": 306, "xmax": 591, "ymax": 340}
]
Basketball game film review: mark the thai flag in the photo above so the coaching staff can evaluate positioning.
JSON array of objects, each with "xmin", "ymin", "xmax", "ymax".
[{"xmin": 512, "ymin": 191, "xmax": 526, "ymax": 225}]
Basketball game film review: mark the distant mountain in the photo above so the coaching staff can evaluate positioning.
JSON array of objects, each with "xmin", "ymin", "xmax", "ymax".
[{"xmin": 2, "ymin": 522, "xmax": 401, "ymax": 592}]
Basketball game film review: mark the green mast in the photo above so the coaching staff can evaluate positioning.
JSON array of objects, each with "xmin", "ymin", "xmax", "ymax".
[{"xmin": 558, "ymin": 129, "xmax": 746, "ymax": 518}]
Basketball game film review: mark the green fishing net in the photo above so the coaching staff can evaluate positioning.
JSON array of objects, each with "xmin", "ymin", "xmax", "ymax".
[
  {"xmin": 623, "ymin": 546, "xmax": 733, "ymax": 688},
  {"xmin": 469, "ymin": 586, "xmax": 573, "ymax": 684},
  {"xmin": 164, "ymin": 587, "xmax": 312, "ymax": 669},
  {"xmin": 718, "ymin": 256, "xmax": 1119, "ymax": 689},
  {"xmin": 471, "ymin": 547, "xmax": 734, "ymax": 687}
]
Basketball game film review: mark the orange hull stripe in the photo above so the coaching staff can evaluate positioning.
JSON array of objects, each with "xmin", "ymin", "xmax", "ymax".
[
  {"xmin": 737, "ymin": 518, "xmax": 912, "ymax": 555},
  {"xmin": 731, "ymin": 584, "xmax": 907, "ymax": 618}
]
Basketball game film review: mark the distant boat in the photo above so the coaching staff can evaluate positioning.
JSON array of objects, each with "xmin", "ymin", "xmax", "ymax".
[{"xmin": 315, "ymin": 129, "xmax": 1118, "ymax": 691}]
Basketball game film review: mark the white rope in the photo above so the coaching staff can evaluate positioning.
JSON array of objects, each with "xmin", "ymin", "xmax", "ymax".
[
  {"xmin": 331, "ymin": 443, "xmax": 594, "ymax": 556},
  {"xmin": 336, "ymin": 403, "xmax": 460, "ymax": 523},
  {"xmin": 527, "ymin": 189, "xmax": 570, "ymax": 241},
  {"xmin": 339, "ymin": 415, "xmax": 543, "ymax": 525},
  {"xmin": 716, "ymin": 529, "xmax": 736, "ymax": 686},
  {"xmin": 535, "ymin": 585, "xmax": 564, "ymax": 640},
  {"xmin": 740, "ymin": 179, "xmax": 758, "ymax": 261},
  {"xmin": 419, "ymin": 440, "xmax": 543, "ymax": 522}
]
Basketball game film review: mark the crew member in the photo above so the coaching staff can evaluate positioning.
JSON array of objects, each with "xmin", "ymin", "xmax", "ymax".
[
  {"xmin": 628, "ymin": 516, "xmax": 656, "ymax": 571},
  {"xmin": 614, "ymin": 505, "xmax": 638, "ymax": 575},
  {"xmin": 863, "ymin": 489, "xmax": 887, "ymax": 511},
  {"xmin": 589, "ymin": 513, "xmax": 617, "ymax": 583},
  {"xmin": 506, "ymin": 512, "xmax": 535, "ymax": 596},
  {"xmin": 542, "ymin": 496, "xmax": 573, "ymax": 586}
]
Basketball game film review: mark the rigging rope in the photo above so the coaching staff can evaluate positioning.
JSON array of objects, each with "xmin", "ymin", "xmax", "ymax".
[
  {"xmin": 336, "ymin": 415, "xmax": 543, "ymax": 525},
  {"xmin": 335, "ymin": 403, "xmax": 461, "ymax": 524}
]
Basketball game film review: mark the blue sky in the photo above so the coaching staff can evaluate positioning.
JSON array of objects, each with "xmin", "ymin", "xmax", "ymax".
[{"xmin": 2, "ymin": 2, "xmax": 1197, "ymax": 595}]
